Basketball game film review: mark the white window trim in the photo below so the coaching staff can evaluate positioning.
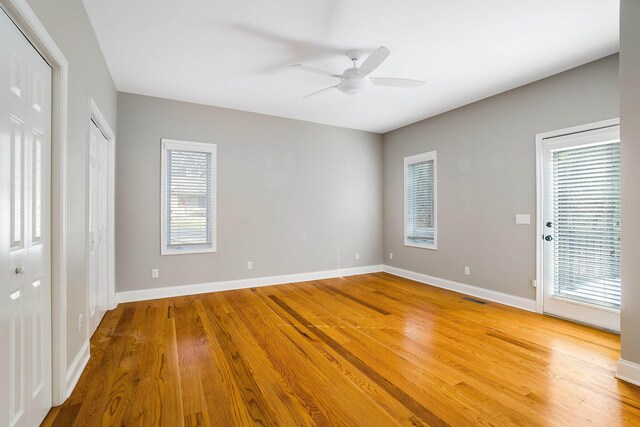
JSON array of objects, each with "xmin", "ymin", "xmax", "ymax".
[
  {"xmin": 404, "ymin": 150, "xmax": 438, "ymax": 250},
  {"xmin": 160, "ymin": 138, "xmax": 217, "ymax": 255}
]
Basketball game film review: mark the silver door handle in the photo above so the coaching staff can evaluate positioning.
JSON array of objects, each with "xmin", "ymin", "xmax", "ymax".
[{"xmin": 15, "ymin": 266, "xmax": 25, "ymax": 275}]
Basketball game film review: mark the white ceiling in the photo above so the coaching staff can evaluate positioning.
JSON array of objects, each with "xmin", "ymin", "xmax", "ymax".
[{"xmin": 82, "ymin": 0, "xmax": 619, "ymax": 133}]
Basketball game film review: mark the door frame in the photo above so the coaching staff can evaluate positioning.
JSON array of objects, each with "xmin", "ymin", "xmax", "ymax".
[
  {"xmin": 535, "ymin": 118, "xmax": 621, "ymax": 322},
  {"xmin": 0, "ymin": 0, "xmax": 69, "ymax": 406},
  {"xmin": 85, "ymin": 98, "xmax": 116, "ymax": 324}
]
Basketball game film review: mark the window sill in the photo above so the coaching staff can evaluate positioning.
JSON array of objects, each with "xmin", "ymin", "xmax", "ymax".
[
  {"xmin": 161, "ymin": 246, "xmax": 216, "ymax": 256},
  {"xmin": 404, "ymin": 241, "xmax": 437, "ymax": 250}
]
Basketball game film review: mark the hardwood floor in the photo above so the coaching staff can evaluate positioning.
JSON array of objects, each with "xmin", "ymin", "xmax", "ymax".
[{"xmin": 43, "ymin": 273, "xmax": 640, "ymax": 426}]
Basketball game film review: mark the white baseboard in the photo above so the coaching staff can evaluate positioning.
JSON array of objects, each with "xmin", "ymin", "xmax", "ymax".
[
  {"xmin": 382, "ymin": 265, "xmax": 536, "ymax": 312},
  {"xmin": 116, "ymin": 265, "xmax": 384, "ymax": 304},
  {"xmin": 65, "ymin": 340, "xmax": 90, "ymax": 399},
  {"xmin": 616, "ymin": 359, "xmax": 640, "ymax": 387}
]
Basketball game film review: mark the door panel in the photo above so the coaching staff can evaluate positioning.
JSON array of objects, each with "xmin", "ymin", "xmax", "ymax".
[
  {"xmin": 541, "ymin": 126, "xmax": 621, "ymax": 331},
  {"xmin": 1, "ymin": 8, "xmax": 52, "ymax": 427},
  {"xmin": 9, "ymin": 289, "xmax": 25, "ymax": 427},
  {"xmin": 10, "ymin": 117, "xmax": 24, "ymax": 250}
]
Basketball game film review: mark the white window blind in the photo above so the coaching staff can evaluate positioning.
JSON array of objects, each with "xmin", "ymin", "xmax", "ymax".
[
  {"xmin": 552, "ymin": 142, "xmax": 621, "ymax": 309},
  {"xmin": 161, "ymin": 139, "xmax": 216, "ymax": 254},
  {"xmin": 405, "ymin": 151, "xmax": 437, "ymax": 249}
]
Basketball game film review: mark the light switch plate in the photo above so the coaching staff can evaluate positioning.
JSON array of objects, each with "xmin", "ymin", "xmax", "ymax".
[{"xmin": 515, "ymin": 214, "xmax": 531, "ymax": 225}]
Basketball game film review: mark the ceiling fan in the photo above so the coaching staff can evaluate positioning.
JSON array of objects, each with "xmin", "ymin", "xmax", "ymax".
[{"xmin": 292, "ymin": 46, "xmax": 425, "ymax": 99}]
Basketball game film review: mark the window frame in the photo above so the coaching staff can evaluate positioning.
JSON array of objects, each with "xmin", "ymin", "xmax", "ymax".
[
  {"xmin": 404, "ymin": 150, "xmax": 437, "ymax": 250},
  {"xmin": 160, "ymin": 138, "xmax": 217, "ymax": 255}
]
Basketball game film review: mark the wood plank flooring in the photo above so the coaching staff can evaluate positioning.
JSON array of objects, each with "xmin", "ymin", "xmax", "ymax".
[{"xmin": 43, "ymin": 273, "xmax": 640, "ymax": 426}]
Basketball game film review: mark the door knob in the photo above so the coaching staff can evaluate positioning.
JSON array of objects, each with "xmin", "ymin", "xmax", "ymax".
[
  {"xmin": 15, "ymin": 266, "xmax": 25, "ymax": 275},
  {"xmin": 544, "ymin": 235, "xmax": 553, "ymax": 242}
]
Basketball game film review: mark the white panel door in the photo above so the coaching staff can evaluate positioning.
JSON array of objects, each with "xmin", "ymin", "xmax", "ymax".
[
  {"xmin": 0, "ymin": 8, "xmax": 52, "ymax": 427},
  {"xmin": 541, "ymin": 125, "xmax": 621, "ymax": 331},
  {"xmin": 88, "ymin": 120, "xmax": 108, "ymax": 336}
]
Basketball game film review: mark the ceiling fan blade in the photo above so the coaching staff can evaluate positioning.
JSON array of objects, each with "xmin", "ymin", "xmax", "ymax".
[
  {"xmin": 292, "ymin": 64, "xmax": 341, "ymax": 78},
  {"xmin": 303, "ymin": 85, "xmax": 338, "ymax": 99},
  {"xmin": 357, "ymin": 46, "xmax": 390, "ymax": 76},
  {"xmin": 369, "ymin": 77, "xmax": 425, "ymax": 88}
]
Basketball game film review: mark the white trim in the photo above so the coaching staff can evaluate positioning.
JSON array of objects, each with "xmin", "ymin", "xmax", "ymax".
[
  {"xmin": 535, "ymin": 118, "xmax": 620, "ymax": 319},
  {"xmin": 117, "ymin": 265, "xmax": 384, "ymax": 303},
  {"xmin": 534, "ymin": 118, "xmax": 620, "ymax": 142},
  {"xmin": 65, "ymin": 340, "xmax": 89, "ymax": 399},
  {"xmin": 544, "ymin": 307, "xmax": 619, "ymax": 332},
  {"xmin": 160, "ymin": 138, "xmax": 217, "ymax": 255},
  {"xmin": 86, "ymin": 98, "xmax": 117, "ymax": 313},
  {"xmin": 404, "ymin": 150, "xmax": 437, "ymax": 250},
  {"xmin": 535, "ymin": 132, "xmax": 544, "ymax": 314},
  {"xmin": 616, "ymin": 359, "xmax": 640, "ymax": 387},
  {"xmin": 382, "ymin": 265, "xmax": 536, "ymax": 312},
  {"xmin": 0, "ymin": 0, "xmax": 69, "ymax": 406}
]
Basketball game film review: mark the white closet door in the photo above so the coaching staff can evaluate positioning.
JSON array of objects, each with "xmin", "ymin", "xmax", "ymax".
[
  {"xmin": 0, "ymin": 8, "xmax": 52, "ymax": 427},
  {"xmin": 88, "ymin": 120, "xmax": 108, "ymax": 336}
]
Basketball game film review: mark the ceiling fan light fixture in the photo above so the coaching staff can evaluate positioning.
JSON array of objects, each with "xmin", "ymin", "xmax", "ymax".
[{"xmin": 337, "ymin": 76, "xmax": 371, "ymax": 95}]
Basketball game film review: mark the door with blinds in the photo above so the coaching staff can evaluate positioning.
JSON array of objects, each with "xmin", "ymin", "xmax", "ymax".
[{"xmin": 541, "ymin": 125, "xmax": 620, "ymax": 331}]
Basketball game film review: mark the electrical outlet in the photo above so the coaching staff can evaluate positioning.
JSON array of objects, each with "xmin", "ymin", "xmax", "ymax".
[
  {"xmin": 464, "ymin": 266, "xmax": 470, "ymax": 276},
  {"xmin": 151, "ymin": 268, "xmax": 159, "ymax": 279},
  {"xmin": 78, "ymin": 314, "xmax": 83, "ymax": 332},
  {"xmin": 389, "ymin": 252, "xmax": 393, "ymax": 260},
  {"xmin": 531, "ymin": 279, "xmax": 537, "ymax": 288},
  {"xmin": 355, "ymin": 252, "xmax": 360, "ymax": 260},
  {"xmin": 247, "ymin": 261, "xmax": 253, "ymax": 270}
]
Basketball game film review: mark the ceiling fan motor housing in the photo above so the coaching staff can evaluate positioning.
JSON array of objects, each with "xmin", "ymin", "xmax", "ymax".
[{"xmin": 338, "ymin": 68, "xmax": 372, "ymax": 95}]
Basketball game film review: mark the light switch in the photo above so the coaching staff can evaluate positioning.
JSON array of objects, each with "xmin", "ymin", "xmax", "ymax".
[{"xmin": 515, "ymin": 214, "xmax": 531, "ymax": 225}]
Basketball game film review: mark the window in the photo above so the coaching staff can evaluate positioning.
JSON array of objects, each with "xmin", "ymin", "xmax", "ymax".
[
  {"xmin": 404, "ymin": 151, "xmax": 437, "ymax": 249},
  {"xmin": 161, "ymin": 139, "xmax": 216, "ymax": 255},
  {"xmin": 552, "ymin": 141, "xmax": 621, "ymax": 309}
]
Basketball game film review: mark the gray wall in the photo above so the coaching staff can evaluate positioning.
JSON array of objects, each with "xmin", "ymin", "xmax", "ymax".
[
  {"xmin": 116, "ymin": 93, "xmax": 382, "ymax": 293},
  {"xmin": 25, "ymin": 0, "xmax": 117, "ymax": 367},
  {"xmin": 620, "ymin": 0, "xmax": 640, "ymax": 365},
  {"xmin": 382, "ymin": 54, "xmax": 619, "ymax": 300}
]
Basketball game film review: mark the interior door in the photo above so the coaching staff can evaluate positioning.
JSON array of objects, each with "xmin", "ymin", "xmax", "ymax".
[
  {"xmin": 541, "ymin": 125, "xmax": 621, "ymax": 331},
  {"xmin": 0, "ymin": 8, "xmax": 52, "ymax": 427},
  {"xmin": 88, "ymin": 120, "xmax": 108, "ymax": 336}
]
